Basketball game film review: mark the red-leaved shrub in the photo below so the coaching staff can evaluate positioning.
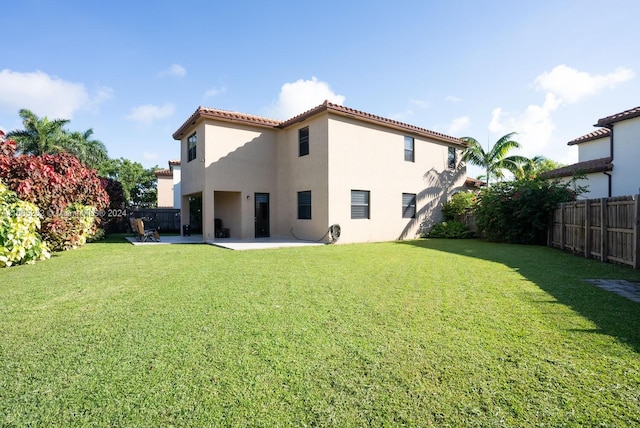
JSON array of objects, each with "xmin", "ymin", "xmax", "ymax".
[{"xmin": 0, "ymin": 135, "xmax": 109, "ymax": 250}]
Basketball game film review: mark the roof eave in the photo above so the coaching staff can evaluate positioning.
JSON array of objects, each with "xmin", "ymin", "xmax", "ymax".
[
  {"xmin": 172, "ymin": 107, "xmax": 280, "ymax": 140},
  {"xmin": 279, "ymin": 101, "xmax": 466, "ymax": 148}
]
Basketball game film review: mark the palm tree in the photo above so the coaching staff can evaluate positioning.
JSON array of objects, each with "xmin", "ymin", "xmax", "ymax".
[
  {"xmin": 461, "ymin": 132, "xmax": 528, "ymax": 186},
  {"xmin": 7, "ymin": 109, "xmax": 72, "ymax": 155},
  {"xmin": 511, "ymin": 156, "xmax": 566, "ymax": 180},
  {"xmin": 7, "ymin": 109, "xmax": 108, "ymax": 168},
  {"xmin": 68, "ymin": 129, "xmax": 108, "ymax": 169}
]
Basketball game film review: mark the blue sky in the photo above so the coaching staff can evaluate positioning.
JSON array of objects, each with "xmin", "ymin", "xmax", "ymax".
[{"xmin": 1, "ymin": 0, "xmax": 639, "ymax": 178}]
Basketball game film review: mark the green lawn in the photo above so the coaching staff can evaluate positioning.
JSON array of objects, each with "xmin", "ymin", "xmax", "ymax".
[{"xmin": 1, "ymin": 236, "xmax": 639, "ymax": 426}]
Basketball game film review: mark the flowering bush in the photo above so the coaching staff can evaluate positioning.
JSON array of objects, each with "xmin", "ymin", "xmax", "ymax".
[
  {"xmin": 474, "ymin": 177, "xmax": 582, "ymax": 245},
  {"xmin": 0, "ymin": 132, "xmax": 109, "ymax": 250},
  {"xmin": 0, "ymin": 181, "xmax": 50, "ymax": 267},
  {"xmin": 441, "ymin": 191, "xmax": 476, "ymax": 221}
]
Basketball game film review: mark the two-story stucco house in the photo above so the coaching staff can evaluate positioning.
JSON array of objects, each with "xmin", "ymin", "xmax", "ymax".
[
  {"xmin": 542, "ymin": 105, "xmax": 640, "ymax": 198},
  {"xmin": 154, "ymin": 160, "xmax": 181, "ymax": 209},
  {"xmin": 172, "ymin": 101, "xmax": 467, "ymax": 244}
]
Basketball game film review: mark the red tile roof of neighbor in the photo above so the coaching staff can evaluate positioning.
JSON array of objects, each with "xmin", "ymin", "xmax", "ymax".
[
  {"xmin": 154, "ymin": 169, "xmax": 173, "ymax": 177},
  {"xmin": 539, "ymin": 157, "xmax": 613, "ymax": 179},
  {"xmin": 567, "ymin": 128, "xmax": 611, "ymax": 146},
  {"xmin": 173, "ymin": 101, "xmax": 467, "ymax": 148},
  {"xmin": 168, "ymin": 159, "xmax": 180, "ymax": 166},
  {"xmin": 465, "ymin": 177, "xmax": 485, "ymax": 188},
  {"xmin": 596, "ymin": 105, "xmax": 640, "ymax": 126}
]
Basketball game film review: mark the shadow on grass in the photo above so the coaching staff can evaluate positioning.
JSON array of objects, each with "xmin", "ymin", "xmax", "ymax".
[{"xmin": 398, "ymin": 239, "xmax": 640, "ymax": 353}]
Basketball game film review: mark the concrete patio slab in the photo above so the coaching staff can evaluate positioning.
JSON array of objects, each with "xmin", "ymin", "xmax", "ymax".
[
  {"xmin": 126, "ymin": 235, "xmax": 204, "ymax": 245},
  {"xmin": 126, "ymin": 235, "xmax": 324, "ymax": 250},
  {"xmin": 209, "ymin": 238, "xmax": 325, "ymax": 251}
]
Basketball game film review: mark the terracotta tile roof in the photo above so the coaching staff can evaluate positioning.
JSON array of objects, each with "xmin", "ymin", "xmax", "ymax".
[
  {"xmin": 540, "ymin": 157, "xmax": 613, "ymax": 179},
  {"xmin": 173, "ymin": 101, "xmax": 466, "ymax": 147},
  {"xmin": 173, "ymin": 106, "xmax": 281, "ymax": 139},
  {"xmin": 278, "ymin": 101, "xmax": 467, "ymax": 147},
  {"xmin": 464, "ymin": 177, "xmax": 486, "ymax": 188},
  {"xmin": 168, "ymin": 159, "xmax": 180, "ymax": 166},
  {"xmin": 154, "ymin": 168, "xmax": 173, "ymax": 177},
  {"xmin": 596, "ymin": 105, "xmax": 640, "ymax": 126},
  {"xmin": 567, "ymin": 128, "xmax": 611, "ymax": 146}
]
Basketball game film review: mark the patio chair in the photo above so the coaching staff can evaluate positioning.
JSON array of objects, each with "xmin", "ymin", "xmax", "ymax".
[{"xmin": 133, "ymin": 218, "xmax": 160, "ymax": 242}]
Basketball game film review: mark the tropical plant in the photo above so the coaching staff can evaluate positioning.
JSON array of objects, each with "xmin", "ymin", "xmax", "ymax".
[
  {"xmin": 474, "ymin": 176, "xmax": 583, "ymax": 245},
  {"xmin": 0, "ymin": 137, "xmax": 109, "ymax": 251},
  {"xmin": 441, "ymin": 191, "xmax": 476, "ymax": 221},
  {"xmin": 6, "ymin": 109, "xmax": 108, "ymax": 168},
  {"xmin": 511, "ymin": 156, "xmax": 566, "ymax": 180},
  {"xmin": 68, "ymin": 129, "xmax": 109, "ymax": 169},
  {"xmin": 0, "ymin": 180, "xmax": 50, "ymax": 267},
  {"xmin": 461, "ymin": 132, "xmax": 529, "ymax": 186},
  {"xmin": 7, "ymin": 109, "xmax": 71, "ymax": 156},
  {"xmin": 427, "ymin": 221, "xmax": 473, "ymax": 239}
]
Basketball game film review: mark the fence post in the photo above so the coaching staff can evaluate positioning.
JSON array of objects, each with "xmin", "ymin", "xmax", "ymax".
[
  {"xmin": 601, "ymin": 197, "xmax": 608, "ymax": 263},
  {"xmin": 634, "ymin": 194, "xmax": 640, "ymax": 269},
  {"xmin": 584, "ymin": 199, "xmax": 591, "ymax": 259},
  {"xmin": 559, "ymin": 203, "xmax": 565, "ymax": 250}
]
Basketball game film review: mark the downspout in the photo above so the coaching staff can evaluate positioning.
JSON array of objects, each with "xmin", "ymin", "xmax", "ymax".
[
  {"xmin": 603, "ymin": 171, "xmax": 612, "ymax": 198},
  {"xmin": 605, "ymin": 124, "xmax": 614, "ymax": 198}
]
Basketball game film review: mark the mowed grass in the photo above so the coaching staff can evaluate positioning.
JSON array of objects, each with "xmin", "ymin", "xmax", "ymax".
[{"xmin": 1, "ymin": 236, "xmax": 640, "ymax": 426}]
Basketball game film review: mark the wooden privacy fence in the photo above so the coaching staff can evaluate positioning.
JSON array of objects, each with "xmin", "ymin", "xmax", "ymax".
[{"xmin": 549, "ymin": 195, "xmax": 640, "ymax": 268}]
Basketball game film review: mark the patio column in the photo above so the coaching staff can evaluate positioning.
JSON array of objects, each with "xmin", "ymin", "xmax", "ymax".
[
  {"xmin": 202, "ymin": 190, "xmax": 215, "ymax": 241},
  {"xmin": 180, "ymin": 195, "xmax": 190, "ymax": 235}
]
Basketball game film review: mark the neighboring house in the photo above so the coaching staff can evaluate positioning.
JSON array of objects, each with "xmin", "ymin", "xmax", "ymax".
[
  {"xmin": 464, "ymin": 177, "xmax": 485, "ymax": 193},
  {"xmin": 542, "ymin": 105, "xmax": 640, "ymax": 198},
  {"xmin": 172, "ymin": 101, "xmax": 467, "ymax": 243},
  {"xmin": 154, "ymin": 160, "xmax": 181, "ymax": 208}
]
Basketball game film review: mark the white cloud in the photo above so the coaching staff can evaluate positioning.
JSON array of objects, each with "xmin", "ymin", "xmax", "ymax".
[
  {"xmin": 0, "ymin": 69, "xmax": 111, "ymax": 118},
  {"xmin": 159, "ymin": 64, "xmax": 186, "ymax": 78},
  {"xmin": 535, "ymin": 64, "xmax": 634, "ymax": 104},
  {"xmin": 445, "ymin": 95, "xmax": 461, "ymax": 102},
  {"xmin": 125, "ymin": 102, "xmax": 175, "ymax": 126},
  {"xmin": 488, "ymin": 65, "xmax": 634, "ymax": 161},
  {"xmin": 488, "ymin": 93, "xmax": 561, "ymax": 158},
  {"xmin": 268, "ymin": 77, "xmax": 345, "ymax": 119},
  {"xmin": 446, "ymin": 116, "xmax": 470, "ymax": 136},
  {"xmin": 204, "ymin": 85, "xmax": 226, "ymax": 99}
]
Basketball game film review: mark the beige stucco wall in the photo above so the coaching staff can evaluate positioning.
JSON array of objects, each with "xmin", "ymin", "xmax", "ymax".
[
  {"xmin": 275, "ymin": 113, "xmax": 330, "ymax": 241},
  {"xmin": 326, "ymin": 114, "xmax": 466, "ymax": 244},
  {"xmin": 198, "ymin": 122, "xmax": 278, "ymax": 240},
  {"xmin": 177, "ymin": 111, "xmax": 465, "ymax": 243},
  {"xmin": 156, "ymin": 175, "xmax": 174, "ymax": 207}
]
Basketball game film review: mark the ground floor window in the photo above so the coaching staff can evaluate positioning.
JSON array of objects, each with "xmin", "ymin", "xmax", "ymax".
[
  {"xmin": 351, "ymin": 190, "xmax": 370, "ymax": 219},
  {"xmin": 402, "ymin": 193, "xmax": 416, "ymax": 218},
  {"xmin": 298, "ymin": 191, "xmax": 311, "ymax": 219}
]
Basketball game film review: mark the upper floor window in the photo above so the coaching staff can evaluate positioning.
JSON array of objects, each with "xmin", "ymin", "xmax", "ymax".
[
  {"xmin": 448, "ymin": 147, "xmax": 456, "ymax": 169},
  {"xmin": 351, "ymin": 190, "xmax": 370, "ymax": 219},
  {"xmin": 402, "ymin": 193, "xmax": 416, "ymax": 218},
  {"xmin": 404, "ymin": 136, "xmax": 414, "ymax": 162},
  {"xmin": 187, "ymin": 132, "xmax": 197, "ymax": 162},
  {"xmin": 299, "ymin": 127, "xmax": 309, "ymax": 157}
]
